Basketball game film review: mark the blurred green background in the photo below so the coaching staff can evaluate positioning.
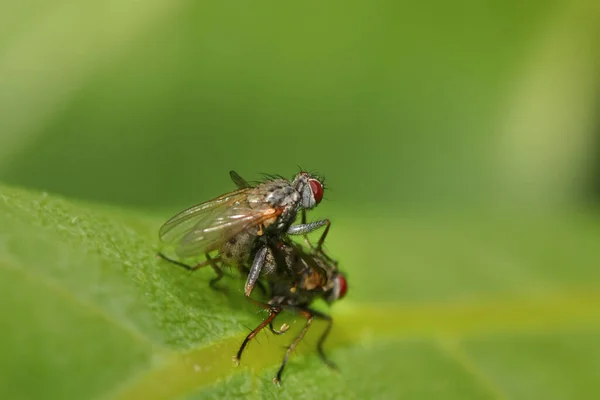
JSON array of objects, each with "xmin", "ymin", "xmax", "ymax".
[
  {"xmin": 1, "ymin": 0, "xmax": 600, "ymax": 399},
  {"xmin": 2, "ymin": 0, "xmax": 598, "ymax": 211}
]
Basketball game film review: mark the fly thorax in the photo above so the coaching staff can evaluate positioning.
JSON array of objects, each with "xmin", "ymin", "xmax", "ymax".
[
  {"xmin": 265, "ymin": 185, "xmax": 299, "ymax": 208},
  {"xmin": 300, "ymin": 270, "xmax": 327, "ymax": 291},
  {"xmin": 276, "ymin": 207, "xmax": 298, "ymax": 231}
]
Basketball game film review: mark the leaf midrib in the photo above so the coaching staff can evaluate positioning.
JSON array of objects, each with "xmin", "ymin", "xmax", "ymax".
[{"xmin": 112, "ymin": 289, "xmax": 600, "ymax": 400}]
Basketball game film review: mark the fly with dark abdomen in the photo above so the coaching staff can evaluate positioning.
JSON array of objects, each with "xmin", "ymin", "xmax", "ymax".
[{"xmin": 234, "ymin": 238, "xmax": 348, "ymax": 385}]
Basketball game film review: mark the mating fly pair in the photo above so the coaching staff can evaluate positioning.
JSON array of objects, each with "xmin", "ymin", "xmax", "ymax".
[{"xmin": 158, "ymin": 170, "xmax": 347, "ymax": 384}]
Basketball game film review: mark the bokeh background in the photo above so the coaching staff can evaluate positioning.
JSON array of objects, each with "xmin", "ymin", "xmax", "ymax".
[
  {"xmin": 2, "ymin": 0, "xmax": 600, "ymax": 399},
  {"xmin": 3, "ymin": 0, "xmax": 598, "ymax": 212}
]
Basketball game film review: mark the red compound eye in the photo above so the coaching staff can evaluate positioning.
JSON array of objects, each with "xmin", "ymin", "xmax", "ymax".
[
  {"xmin": 308, "ymin": 179, "xmax": 324, "ymax": 204},
  {"xmin": 336, "ymin": 275, "xmax": 347, "ymax": 300}
]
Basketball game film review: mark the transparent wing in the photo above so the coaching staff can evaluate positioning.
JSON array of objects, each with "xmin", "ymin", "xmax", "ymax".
[
  {"xmin": 285, "ymin": 241, "xmax": 329, "ymax": 279},
  {"xmin": 229, "ymin": 170, "xmax": 252, "ymax": 189},
  {"xmin": 159, "ymin": 188, "xmax": 279, "ymax": 257},
  {"xmin": 159, "ymin": 189, "xmax": 249, "ymax": 242},
  {"xmin": 302, "ymin": 249, "xmax": 329, "ymax": 280}
]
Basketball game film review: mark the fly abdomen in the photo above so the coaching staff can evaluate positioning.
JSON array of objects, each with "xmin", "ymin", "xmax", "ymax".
[{"xmin": 220, "ymin": 230, "xmax": 256, "ymax": 266}]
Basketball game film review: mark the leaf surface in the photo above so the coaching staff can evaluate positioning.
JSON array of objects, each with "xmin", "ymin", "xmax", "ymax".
[{"xmin": 1, "ymin": 185, "xmax": 599, "ymax": 399}]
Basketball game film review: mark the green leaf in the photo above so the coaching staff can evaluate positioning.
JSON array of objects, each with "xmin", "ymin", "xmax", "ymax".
[{"xmin": 1, "ymin": 184, "xmax": 599, "ymax": 399}]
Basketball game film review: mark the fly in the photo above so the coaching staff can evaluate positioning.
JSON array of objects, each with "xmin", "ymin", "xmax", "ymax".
[
  {"xmin": 234, "ymin": 238, "xmax": 348, "ymax": 385},
  {"xmin": 158, "ymin": 170, "xmax": 332, "ymax": 298}
]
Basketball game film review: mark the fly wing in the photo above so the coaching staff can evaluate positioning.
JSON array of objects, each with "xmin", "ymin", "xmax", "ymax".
[
  {"xmin": 289, "ymin": 243, "xmax": 330, "ymax": 292},
  {"xmin": 159, "ymin": 188, "xmax": 280, "ymax": 258},
  {"xmin": 229, "ymin": 170, "xmax": 252, "ymax": 189},
  {"xmin": 286, "ymin": 241, "xmax": 328, "ymax": 279},
  {"xmin": 159, "ymin": 188, "xmax": 249, "ymax": 242}
]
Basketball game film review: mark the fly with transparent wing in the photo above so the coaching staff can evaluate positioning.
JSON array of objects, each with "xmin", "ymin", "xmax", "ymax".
[{"xmin": 158, "ymin": 170, "xmax": 333, "ymax": 296}]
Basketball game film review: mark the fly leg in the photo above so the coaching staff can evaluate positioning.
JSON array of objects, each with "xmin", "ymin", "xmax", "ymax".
[
  {"xmin": 289, "ymin": 211, "xmax": 336, "ymax": 264},
  {"xmin": 234, "ymin": 302, "xmax": 282, "ymax": 365},
  {"xmin": 287, "ymin": 217, "xmax": 329, "ymax": 245},
  {"xmin": 308, "ymin": 308, "xmax": 337, "ymax": 370},
  {"xmin": 157, "ymin": 252, "xmax": 225, "ymax": 290},
  {"xmin": 269, "ymin": 320, "xmax": 290, "ymax": 335},
  {"xmin": 244, "ymin": 246, "xmax": 269, "ymax": 296},
  {"xmin": 204, "ymin": 253, "xmax": 225, "ymax": 289},
  {"xmin": 273, "ymin": 307, "xmax": 336, "ymax": 386},
  {"xmin": 273, "ymin": 308, "xmax": 313, "ymax": 386},
  {"xmin": 243, "ymin": 245, "xmax": 287, "ymax": 337},
  {"xmin": 300, "ymin": 208, "xmax": 315, "ymax": 249}
]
